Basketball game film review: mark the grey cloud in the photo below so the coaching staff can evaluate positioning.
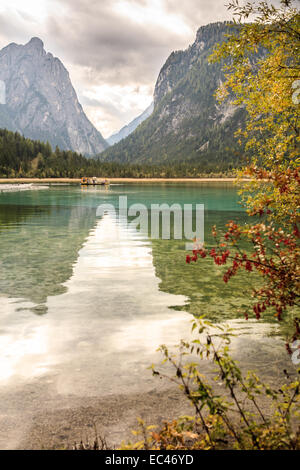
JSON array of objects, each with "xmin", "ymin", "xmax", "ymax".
[
  {"xmin": 80, "ymin": 95, "xmax": 121, "ymax": 116},
  {"xmin": 164, "ymin": 0, "xmax": 232, "ymax": 27},
  {"xmin": 45, "ymin": 0, "xmax": 190, "ymax": 87},
  {"xmin": 15, "ymin": 10, "xmax": 39, "ymax": 23},
  {"xmin": 80, "ymin": 96, "xmax": 105, "ymax": 108},
  {"xmin": 0, "ymin": 8, "xmax": 44, "ymax": 49}
]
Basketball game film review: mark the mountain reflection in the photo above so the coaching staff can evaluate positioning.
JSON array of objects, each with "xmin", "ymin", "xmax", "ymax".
[{"xmin": 0, "ymin": 204, "xmax": 97, "ymax": 313}]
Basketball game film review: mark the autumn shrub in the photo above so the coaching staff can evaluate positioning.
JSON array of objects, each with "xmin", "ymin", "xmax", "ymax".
[
  {"xmin": 120, "ymin": 319, "xmax": 300, "ymax": 450},
  {"xmin": 190, "ymin": 0, "xmax": 300, "ymax": 344}
]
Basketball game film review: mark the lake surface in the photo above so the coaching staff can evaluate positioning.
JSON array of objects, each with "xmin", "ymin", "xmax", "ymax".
[{"xmin": 0, "ymin": 183, "xmax": 294, "ymax": 448}]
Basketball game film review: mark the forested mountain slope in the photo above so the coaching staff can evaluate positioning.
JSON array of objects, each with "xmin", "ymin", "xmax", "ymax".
[{"xmin": 100, "ymin": 22, "xmax": 246, "ymax": 171}]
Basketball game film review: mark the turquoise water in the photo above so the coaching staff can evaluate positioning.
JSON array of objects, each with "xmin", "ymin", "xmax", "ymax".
[
  {"xmin": 0, "ymin": 183, "xmax": 244, "ymax": 315},
  {"xmin": 0, "ymin": 183, "xmax": 293, "ymax": 449}
]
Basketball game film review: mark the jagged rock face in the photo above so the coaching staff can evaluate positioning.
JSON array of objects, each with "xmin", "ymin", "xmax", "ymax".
[
  {"xmin": 153, "ymin": 23, "xmax": 225, "ymax": 106},
  {"xmin": 101, "ymin": 22, "xmax": 245, "ymax": 167},
  {"xmin": 0, "ymin": 37, "xmax": 107, "ymax": 155},
  {"xmin": 107, "ymin": 103, "xmax": 154, "ymax": 146}
]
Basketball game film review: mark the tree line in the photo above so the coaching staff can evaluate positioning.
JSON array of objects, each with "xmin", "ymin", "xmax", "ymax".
[{"xmin": 0, "ymin": 128, "xmax": 237, "ymax": 178}]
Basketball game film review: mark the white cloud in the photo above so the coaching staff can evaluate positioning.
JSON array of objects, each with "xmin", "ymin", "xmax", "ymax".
[
  {"xmin": 81, "ymin": 83, "xmax": 153, "ymax": 138},
  {"xmin": 0, "ymin": 0, "xmax": 49, "ymax": 20},
  {"xmin": 114, "ymin": 0, "xmax": 192, "ymax": 35}
]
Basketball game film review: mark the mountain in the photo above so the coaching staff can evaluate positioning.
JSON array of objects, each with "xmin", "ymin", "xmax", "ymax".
[
  {"xmin": 100, "ymin": 22, "xmax": 245, "ymax": 170},
  {"xmin": 107, "ymin": 102, "xmax": 154, "ymax": 145},
  {"xmin": 0, "ymin": 37, "xmax": 107, "ymax": 155}
]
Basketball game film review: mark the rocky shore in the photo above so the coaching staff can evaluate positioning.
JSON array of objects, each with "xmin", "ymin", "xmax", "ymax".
[{"xmin": 0, "ymin": 183, "xmax": 49, "ymax": 192}]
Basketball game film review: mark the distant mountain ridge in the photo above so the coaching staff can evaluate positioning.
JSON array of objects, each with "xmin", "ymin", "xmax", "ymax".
[
  {"xmin": 100, "ymin": 22, "xmax": 246, "ymax": 171},
  {"xmin": 0, "ymin": 37, "xmax": 107, "ymax": 155},
  {"xmin": 107, "ymin": 102, "xmax": 154, "ymax": 145}
]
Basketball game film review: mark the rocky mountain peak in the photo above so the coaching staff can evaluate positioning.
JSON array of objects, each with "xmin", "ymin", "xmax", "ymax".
[
  {"xmin": 153, "ymin": 22, "xmax": 232, "ymax": 107},
  {"xmin": 26, "ymin": 37, "xmax": 44, "ymax": 50},
  {"xmin": 0, "ymin": 38, "xmax": 107, "ymax": 155}
]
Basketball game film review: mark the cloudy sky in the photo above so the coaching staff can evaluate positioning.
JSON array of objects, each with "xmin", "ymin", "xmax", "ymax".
[{"xmin": 0, "ymin": 0, "xmax": 233, "ymax": 138}]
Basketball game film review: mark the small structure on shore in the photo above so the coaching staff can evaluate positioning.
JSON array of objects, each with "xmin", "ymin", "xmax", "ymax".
[{"xmin": 80, "ymin": 177, "xmax": 109, "ymax": 186}]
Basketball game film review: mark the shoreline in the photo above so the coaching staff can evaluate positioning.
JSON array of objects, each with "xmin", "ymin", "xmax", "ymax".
[
  {"xmin": 0, "ymin": 177, "xmax": 245, "ymax": 184},
  {"xmin": 15, "ymin": 387, "xmax": 191, "ymax": 450}
]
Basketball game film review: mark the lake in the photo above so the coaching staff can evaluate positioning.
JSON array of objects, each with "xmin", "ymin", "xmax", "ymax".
[{"xmin": 0, "ymin": 183, "xmax": 294, "ymax": 448}]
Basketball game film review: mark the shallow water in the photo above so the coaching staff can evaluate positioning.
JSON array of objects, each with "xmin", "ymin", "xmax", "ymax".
[{"xmin": 0, "ymin": 183, "xmax": 294, "ymax": 448}]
